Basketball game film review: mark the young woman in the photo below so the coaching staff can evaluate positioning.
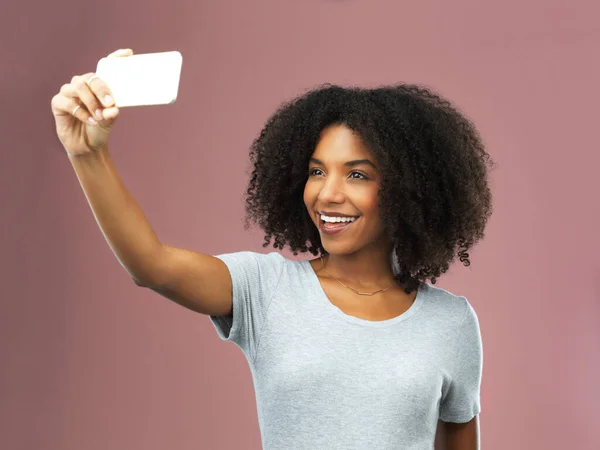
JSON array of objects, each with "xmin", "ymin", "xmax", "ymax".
[{"xmin": 52, "ymin": 48, "xmax": 493, "ymax": 449}]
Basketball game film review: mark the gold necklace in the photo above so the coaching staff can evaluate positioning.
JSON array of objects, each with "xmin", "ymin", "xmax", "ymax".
[{"xmin": 320, "ymin": 255, "xmax": 395, "ymax": 296}]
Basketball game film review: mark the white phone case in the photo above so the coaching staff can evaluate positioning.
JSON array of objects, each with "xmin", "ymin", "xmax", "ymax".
[{"xmin": 96, "ymin": 51, "xmax": 183, "ymax": 107}]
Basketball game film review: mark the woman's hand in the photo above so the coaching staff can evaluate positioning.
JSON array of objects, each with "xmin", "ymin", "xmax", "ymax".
[{"xmin": 51, "ymin": 48, "xmax": 134, "ymax": 156}]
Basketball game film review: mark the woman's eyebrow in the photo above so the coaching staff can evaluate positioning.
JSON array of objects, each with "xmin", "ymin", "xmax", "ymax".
[{"xmin": 310, "ymin": 158, "xmax": 377, "ymax": 169}]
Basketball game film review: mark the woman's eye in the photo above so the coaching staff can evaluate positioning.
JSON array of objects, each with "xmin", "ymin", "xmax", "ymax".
[
  {"xmin": 309, "ymin": 169, "xmax": 368, "ymax": 179},
  {"xmin": 350, "ymin": 171, "xmax": 367, "ymax": 180}
]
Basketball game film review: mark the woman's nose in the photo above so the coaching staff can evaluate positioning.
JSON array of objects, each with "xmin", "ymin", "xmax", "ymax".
[{"xmin": 317, "ymin": 177, "xmax": 346, "ymax": 204}]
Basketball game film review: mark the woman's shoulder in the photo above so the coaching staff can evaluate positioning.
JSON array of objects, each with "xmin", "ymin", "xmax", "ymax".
[
  {"xmin": 214, "ymin": 250, "xmax": 310, "ymax": 274},
  {"xmin": 217, "ymin": 250, "xmax": 314, "ymax": 263},
  {"xmin": 215, "ymin": 250, "xmax": 285, "ymax": 261},
  {"xmin": 420, "ymin": 282, "xmax": 478, "ymax": 326}
]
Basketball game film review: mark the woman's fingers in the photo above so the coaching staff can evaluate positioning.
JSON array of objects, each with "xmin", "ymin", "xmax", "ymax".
[
  {"xmin": 69, "ymin": 72, "xmax": 115, "ymax": 109},
  {"xmin": 64, "ymin": 49, "xmax": 133, "ymax": 116},
  {"xmin": 102, "ymin": 107, "xmax": 119, "ymax": 120},
  {"xmin": 70, "ymin": 74, "xmax": 105, "ymax": 121},
  {"xmin": 52, "ymin": 92, "xmax": 97, "ymax": 125},
  {"xmin": 56, "ymin": 73, "xmax": 120, "ymax": 124},
  {"xmin": 51, "ymin": 49, "xmax": 133, "ymax": 155},
  {"xmin": 107, "ymin": 48, "xmax": 134, "ymax": 58}
]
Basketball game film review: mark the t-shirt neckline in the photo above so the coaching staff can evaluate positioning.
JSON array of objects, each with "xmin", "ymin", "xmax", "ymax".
[{"xmin": 301, "ymin": 259, "xmax": 426, "ymax": 328}]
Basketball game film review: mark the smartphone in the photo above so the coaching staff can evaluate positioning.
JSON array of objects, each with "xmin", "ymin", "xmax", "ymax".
[{"xmin": 95, "ymin": 51, "xmax": 183, "ymax": 107}]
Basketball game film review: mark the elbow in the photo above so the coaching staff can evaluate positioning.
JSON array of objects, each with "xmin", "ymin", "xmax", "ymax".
[
  {"xmin": 127, "ymin": 243, "xmax": 166, "ymax": 288},
  {"xmin": 132, "ymin": 276, "xmax": 147, "ymax": 287}
]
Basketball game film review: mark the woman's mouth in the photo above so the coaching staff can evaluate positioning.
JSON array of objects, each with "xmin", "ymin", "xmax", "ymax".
[{"xmin": 318, "ymin": 213, "xmax": 359, "ymax": 235}]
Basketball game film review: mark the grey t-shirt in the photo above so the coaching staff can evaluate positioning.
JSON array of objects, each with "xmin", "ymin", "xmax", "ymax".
[{"xmin": 209, "ymin": 251, "xmax": 482, "ymax": 450}]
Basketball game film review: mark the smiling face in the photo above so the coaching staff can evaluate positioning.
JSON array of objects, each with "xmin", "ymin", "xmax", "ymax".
[{"xmin": 303, "ymin": 123, "xmax": 390, "ymax": 256}]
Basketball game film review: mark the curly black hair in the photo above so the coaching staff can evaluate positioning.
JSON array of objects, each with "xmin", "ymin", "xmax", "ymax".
[{"xmin": 243, "ymin": 83, "xmax": 494, "ymax": 294}]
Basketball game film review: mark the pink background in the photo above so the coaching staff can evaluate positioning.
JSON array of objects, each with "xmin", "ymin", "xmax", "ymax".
[{"xmin": 2, "ymin": 0, "xmax": 599, "ymax": 448}]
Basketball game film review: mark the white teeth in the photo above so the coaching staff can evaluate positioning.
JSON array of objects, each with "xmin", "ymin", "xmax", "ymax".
[{"xmin": 320, "ymin": 214, "xmax": 357, "ymax": 223}]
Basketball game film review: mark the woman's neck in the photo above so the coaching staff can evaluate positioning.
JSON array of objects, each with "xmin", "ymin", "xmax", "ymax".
[{"xmin": 322, "ymin": 248, "xmax": 395, "ymax": 289}]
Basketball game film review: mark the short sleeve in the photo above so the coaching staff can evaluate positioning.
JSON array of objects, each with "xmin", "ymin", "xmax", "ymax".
[
  {"xmin": 209, "ymin": 251, "xmax": 284, "ymax": 362},
  {"xmin": 439, "ymin": 300, "xmax": 483, "ymax": 423}
]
